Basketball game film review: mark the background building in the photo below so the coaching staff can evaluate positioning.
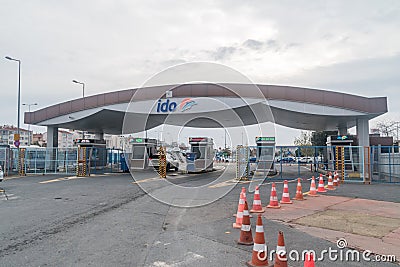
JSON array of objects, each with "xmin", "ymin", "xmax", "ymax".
[
  {"xmin": 43, "ymin": 129, "xmax": 75, "ymax": 147},
  {"xmin": 32, "ymin": 133, "xmax": 44, "ymax": 146},
  {"xmin": 0, "ymin": 125, "xmax": 31, "ymax": 147}
]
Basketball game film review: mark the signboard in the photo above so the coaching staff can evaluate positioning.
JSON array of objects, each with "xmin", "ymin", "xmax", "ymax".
[
  {"xmin": 14, "ymin": 134, "xmax": 20, "ymax": 141},
  {"xmin": 256, "ymin": 137, "xmax": 275, "ymax": 142},
  {"xmin": 332, "ymin": 135, "xmax": 354, "ymax": 141},
  {"xmin": 132, "ymin": 138, "xmax": 144, "ymax": 143},
  {"xmin": 14, "ymin": 140, "xmax": 20, "ymax": 148},
  {"xmin": 76, "ymin": 139, "xmax": 94, "ymax": 144},
  {"xmin": 189, "ymin": 137, "xmax": 206, "ymax": 143},
  {"xmin": 156, "ymin": 98, "xmax": 197, "ymax": 113}
]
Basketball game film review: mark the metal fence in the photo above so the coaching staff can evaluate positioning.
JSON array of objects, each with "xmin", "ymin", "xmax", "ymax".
[
  {"xmin": 0, "ymin": 147, "xmax": 124, "ymax": 176},
  {"xmin": 1, "ymin": 145, "xmax": 399, "ymax": 182},
  {"xmin": 236, "ymin": 145, "xmax": 400, "ymax": 183},
  {"xmin": 371, "ymin": 146, "xmax": 400, "ymax": 183}
]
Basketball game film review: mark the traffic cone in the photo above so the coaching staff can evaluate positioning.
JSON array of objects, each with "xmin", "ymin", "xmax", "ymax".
[
  {"xmin": 233, "ymin": 192, "xmax": 245, "ymax": 228},
  {"xmin": 233, "ymin": 188, "xmax": 246, "ymax": 217},
  {"xmin": 333, "ymin": 171, "xmax": 339, "ymax": 187},
  {"xmin": 293, "ymin": 178, "xmax": 305, "ymax": 200},
  {"xmin": 246, "ymin": 214, "xmax": 269, "ymax": 267},
  {"xmin": 273, "ymin": 231, "xmax": 288, "ymax": 267},
  {"xmin": 238, "ymin": 201, "xmax": 253, "ymax": 245},
  {"xmin": 317, "ymin": 174, "xmax": 327, "ymax": 193},
  {"xmin": 308, "ymin": 176, "xmax": 318, "ymax": 197},
  {"xmin": 250, "ymin": 186, "xmax": 265, "ymax": 213},
  {"xmin": 327, "ymin": 173, "xmax": 335, "ymax": 190},
  {"xmin": 267, "ymin": 183, "xmax": 281, "ymax": 209},
  {"xmin": 280, "ymin": 180, "xmax": 293, "ymax": 204},
  {"xmin": 304, "ymin": 252, "xmax": 315, "ymax": 267}
]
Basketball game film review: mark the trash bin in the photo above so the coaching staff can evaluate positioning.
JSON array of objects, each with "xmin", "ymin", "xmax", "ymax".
[
  {"xmin": 186, "ymin": 152, "xmax": 196, "ymax": 172},
  {"xmin": 120, "ymin": 153, "xmax": 129, "ymax": 172}
]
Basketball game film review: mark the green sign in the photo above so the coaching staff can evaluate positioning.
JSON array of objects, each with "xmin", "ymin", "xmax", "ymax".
[
  {"xmin": 256, "ymin": 137, "xmax": 275, "ymax": 142},
  {"xmin": 133, "ymin": 138, "xmax": 143, "ymax": 143}
]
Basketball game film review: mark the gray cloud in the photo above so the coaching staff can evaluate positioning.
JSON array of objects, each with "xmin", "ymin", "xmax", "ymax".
[
  {"xmin": 212, "ymin": 46, "xmax": 237, "ymax": 60},
  {"xmin": 243, "ymin": 39, "xmax": 263, "ymax": 50}
]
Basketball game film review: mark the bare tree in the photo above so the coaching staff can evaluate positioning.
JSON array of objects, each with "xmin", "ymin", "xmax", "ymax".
[
  {"xmin": 376, "ymin": 120, "xmax": 397, "ymax": 137},
  {"xmin": 294, "ymin": 131, "xmax": 313, "ymax": 156}
]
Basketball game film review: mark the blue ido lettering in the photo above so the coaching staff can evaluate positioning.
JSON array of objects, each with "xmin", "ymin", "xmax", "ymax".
[{"xmin": 157, "ymin": 99, "xmax": 177, "ymax": 112}]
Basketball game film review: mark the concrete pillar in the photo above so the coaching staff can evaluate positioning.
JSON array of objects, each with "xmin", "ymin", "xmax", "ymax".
[
  {"xmin": 47, "ymin": 126, "xmax": 58, "ymax": 148},
  {"xmin": 338, "ymin": 125, "xmax": 348, "ymax": 136},
  {"xmin": 94, "ymin": 132, "xmax": 104, "ymax": 140},
  {"xmin": 356, "ymin": 118, "xmax": 370, "ymax": 182},
  {"xmin": 356, "ymin": 118, "xmax": 370, "ymax": 147},
  {"xmin": 46, "ymin": 126, "xmax": 58, "ymax": 171}
]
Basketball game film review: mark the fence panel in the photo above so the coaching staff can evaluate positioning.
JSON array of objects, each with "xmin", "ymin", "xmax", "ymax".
[{"xmin": 371, "ymin": 146, "xmax": 400, "ymax": 183}]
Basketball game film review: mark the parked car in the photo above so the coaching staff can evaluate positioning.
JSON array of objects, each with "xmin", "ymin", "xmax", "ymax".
[
  {"xmin": 149, "ymin": 151, "xmax": 182, "ymax": 171},
  {"xmin": 276, "ymin": 156, "xmax": 295, "ymax": 163},
  {"xmin": 297, "ymin": 157, "xmax": 313, "ymax": 163}
]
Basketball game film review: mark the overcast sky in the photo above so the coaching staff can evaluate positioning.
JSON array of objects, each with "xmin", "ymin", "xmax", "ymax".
[{"xmin": 1, "ymin": 0, "xmax": 399, "ymax": 146}]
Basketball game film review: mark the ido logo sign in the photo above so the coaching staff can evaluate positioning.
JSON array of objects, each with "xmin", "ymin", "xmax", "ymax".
[
  {"xmin": 156, "ymin": 98, "xmax": 197, "ymax": 113},
  {"xmin": 157, "ymin": 99, "xmax": 177, "ymax": 112}
]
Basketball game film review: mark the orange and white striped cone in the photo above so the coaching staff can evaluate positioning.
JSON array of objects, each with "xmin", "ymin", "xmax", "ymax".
[
  {"xmin": 273, "ymin": 231, "xmax": 288, "ymax": 267},
  {"xmin": 233, "ymin": 192, "xmax": 245, "ymax": 228},
  {"xmin": 293, "ymin": 178, "xmax": 305, "ymax": 200},
  {"xmin": 238, "ymin": 201, "xmax": 253, "ymax": 245},
  {"xmin": 308, "ymin": 176, "xmax": 318, "ymax": 197},
  {"xmin": 317, "ymin": 174, "xmax": 327, "ymax": 193},
  {"xmin": 233, "ymin": 188, "xmax": 246, "ymax": 217},
  {"xmin": 267, "ymin": 183, "xmax": 281, "ymax": 209},
  {"xmin": 250, "ymin": 186, "xmax": 265, "ymax": 213},
  {"xmin": 304, "ymin": 252, "xmax": 315, "ymax": 267},
  {"xmin": 280, "ymin": 180, "xmax": 293, "ymax": 204},
  {"xmin": 333, "ymin": 171, "xmax": 340, "ymax": 187},
  {"xmin": 327, "ymin": 173, "xmax": 335, "ymax": 190},
  {"xmin": 246, "ymin": 214, "xmax": 269, "ymax": 267}
]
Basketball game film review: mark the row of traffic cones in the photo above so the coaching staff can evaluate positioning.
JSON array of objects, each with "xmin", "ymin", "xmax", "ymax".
[
  {"xmin": 237, "ymin": 208, "xmax": 315, "ymax": 267},
  {"xmin": 233, "ymin": 171, "xmax": 343, "ymax": 266},
  {"xmin": 234, "ymin": 173, "xmax": 342, "ymax": 228},
  {"xmin": 237, "ymin": 172, "xmax": 340, "ymax": 211}
]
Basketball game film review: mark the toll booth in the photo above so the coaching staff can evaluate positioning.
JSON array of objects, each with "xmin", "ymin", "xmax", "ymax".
[
  {"xmin": 326, "ymin": 135, "xmax": 356, "ymax": 174},
  {"xmin": 76, "ymin": 139, "xmax": 107, "ymax": 168},
  {"xmin": 188, "ymin": 137, "xmax": 214, "ymax": 172},
  {"xmin": 255, "ymin": 136, "xmax": 276, "ymax": 175},
  {"xmin": 129, "ymin": 138, "xmax": 158, "ymax": 170}
]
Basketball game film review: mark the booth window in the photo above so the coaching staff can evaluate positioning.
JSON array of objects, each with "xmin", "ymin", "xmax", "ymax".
[
  {"xmin": 192, "ymin": 145, "xmax": 206, "ymax": 160},
  {"xmin": 132, "ymin": 146, "xmax": 146, "ymax": 159}
]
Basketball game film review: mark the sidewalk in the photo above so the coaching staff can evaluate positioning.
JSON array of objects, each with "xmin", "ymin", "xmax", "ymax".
[{"xmin": 263, "ymin": 194, "xmax": 400, "ymax": 261}]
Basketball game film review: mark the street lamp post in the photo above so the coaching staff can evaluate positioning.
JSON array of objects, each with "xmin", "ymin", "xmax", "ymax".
[
  {"xmin": 22, "ymin": 103, "xmax": 38, "ymax": 146},
  {"xmin": 224, "ymin": 129, "xmax": 227, "ymax": 149},
  {"xmin": 72, "ymin": 80, "xmax": 85, "ymax": 139},
  {"xmin": 72, "ymin": 79, "xmax": 85, "ymax": 98},
  {"xmin": 5, "ymin": 56, "xmax": 21, "ymax": 147}
]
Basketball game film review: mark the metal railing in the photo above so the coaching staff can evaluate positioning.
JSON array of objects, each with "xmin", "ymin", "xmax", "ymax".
[
  {"xmin": 236, "ymin": 145, "xmax": 400, "ymax": 183},
  {"xmin": 0, "ymin": 147, "xmax": 124, "ymax": 176}
]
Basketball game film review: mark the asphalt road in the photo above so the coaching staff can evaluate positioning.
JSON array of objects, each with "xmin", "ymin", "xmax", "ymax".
[{"xmin": 0, "ymin": 164, "xmax": 398, "ymax": 266}]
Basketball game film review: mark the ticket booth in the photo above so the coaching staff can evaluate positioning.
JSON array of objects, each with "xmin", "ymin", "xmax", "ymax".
[
  {"xmin": 255, "ymin": 136, "xmax": 276, "ymax": 174},
  {"xmin": 188, "ymin": 137, "xmax": 214, "ymax": 172},
  {"xmin": 129, "ymin": 138, "xmax": 158, "ymax": 170},
  {"xmin": 326, "ymin": 135, "xmax": 356, "ymax": 172}
]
